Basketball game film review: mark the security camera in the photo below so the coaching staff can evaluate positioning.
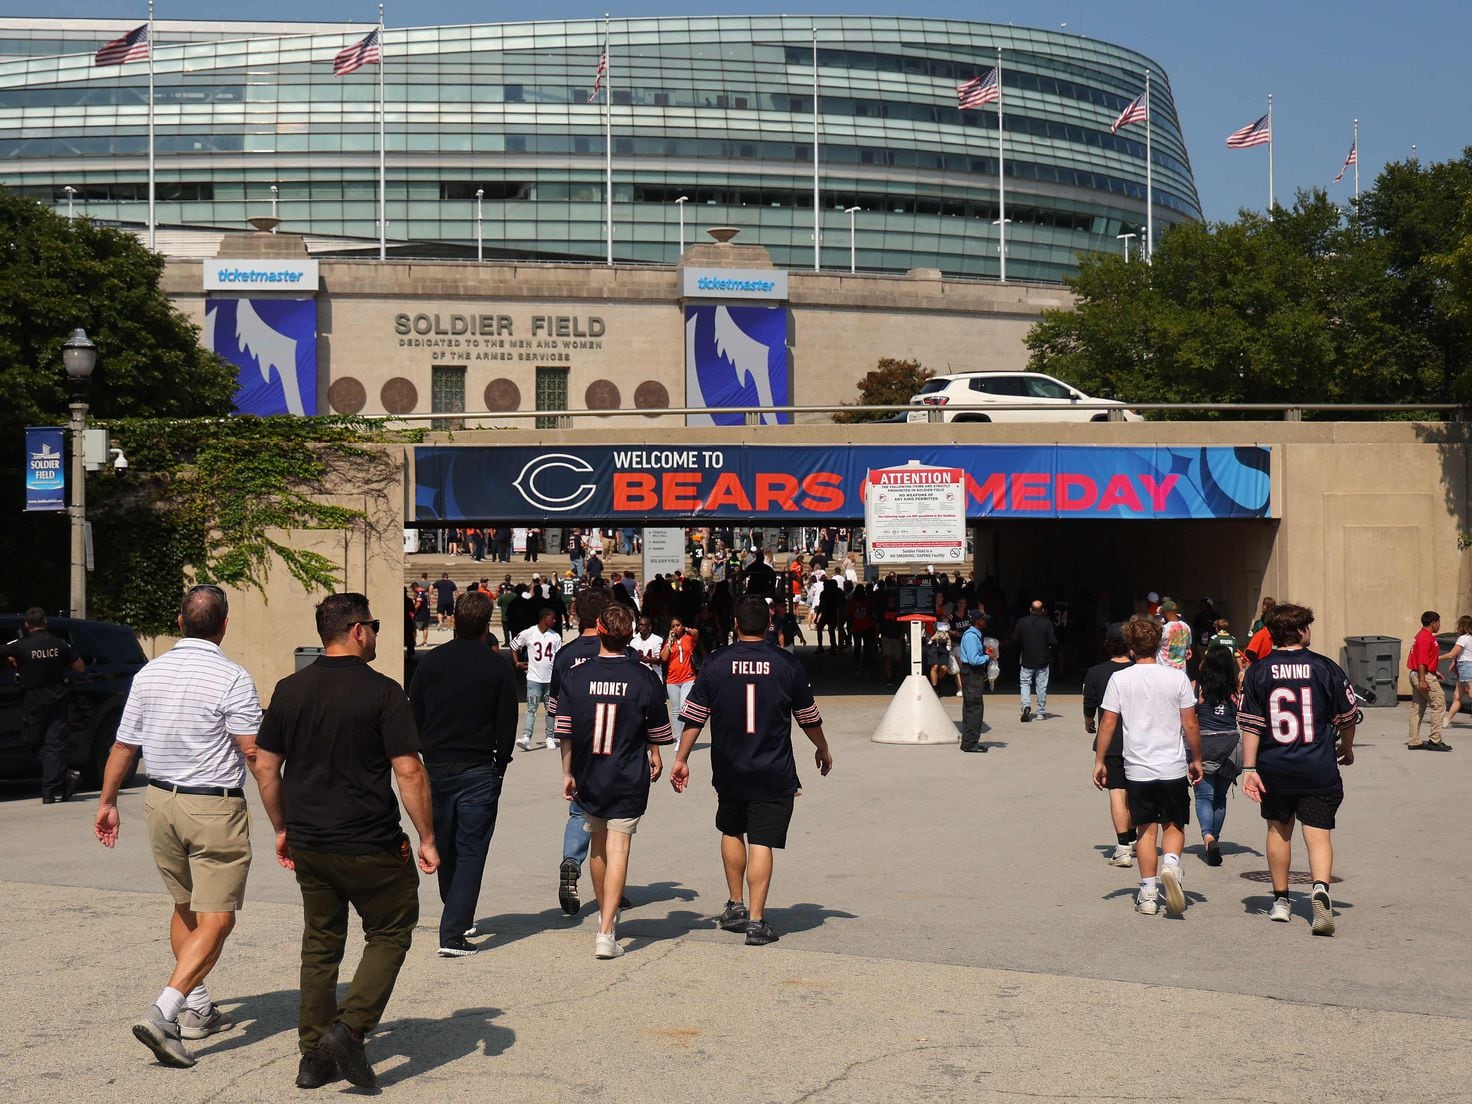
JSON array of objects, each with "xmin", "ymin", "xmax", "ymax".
[{"xmin": 110, "ymin": 446, "xmax": 128, "ymax": 473}]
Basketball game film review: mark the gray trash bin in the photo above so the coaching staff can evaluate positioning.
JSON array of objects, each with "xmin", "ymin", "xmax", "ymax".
[
  {"xmin": 294, "ymin": 646, "xmax": 324, "ymax": 672},
  {"xmin": 1342, "ymin": 636, "xmax": 1401, "ymax": 707}
]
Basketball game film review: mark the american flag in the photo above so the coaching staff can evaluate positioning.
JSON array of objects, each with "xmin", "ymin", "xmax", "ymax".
[
  {"xmin": 1110, "ymin": 93, "xmax": 1147, "ymax": 134},
  {"xmin": 1332, "ymin": 141, "xmax": 1357, "ymax": 184},
  {"xmin": 956, "ymin": 68, "xmax": 1000, "ymax": 110},
  {"xmin": 1226, "ymin": 113, "xmax": 1271, "ymax": 149},
  {"xmin": 94, "ymin": 24, "xmax": 149, "ymax": 66},
  {"xmin": 588, "ymin": 48, "xmax": 608, "ymax": 103},
  {"xmin": 332, "ymin": 28, "xmax": 381, "ymax": 77}
]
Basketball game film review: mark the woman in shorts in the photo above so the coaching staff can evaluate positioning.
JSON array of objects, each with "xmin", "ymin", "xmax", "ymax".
[{"xmin": 1441, "ymin": 614, "xmax": 1472, "ymax": 725}]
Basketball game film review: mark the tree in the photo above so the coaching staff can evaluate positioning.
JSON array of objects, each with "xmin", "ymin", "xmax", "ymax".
[{"xmin": 833, "ymin": 358, "xmax": 934, "ymax": 422}]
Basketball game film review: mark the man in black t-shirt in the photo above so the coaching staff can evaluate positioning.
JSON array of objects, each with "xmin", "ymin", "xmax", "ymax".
[
  {"xmin": 408, "ymin": 590, "xmax": 518, "ymax": 958},
  {"xmin": 1238, "ymin": 602, "xmax": 1358, "ymax": 937},
  {"xmin": 672, "ymin": 596, "xmax": 832, "ymax": 946},
  {"xmin": 431, "ymin": 573, "xmax": 458, "ymax": 630},
  {"xmin": 254, "ymin": 593, "xmax": 438, "ymax": 1090},
  {"xmin": 554, "ymin": 604, "xmax": 672, "ymax": 959},
  {"xmin": 1083, "ymin": 623, "xmax": 1136, "ymax": 866},
  {"xmin": 0, "ymin": 608, "xmax": 83, "ymax": 803}
]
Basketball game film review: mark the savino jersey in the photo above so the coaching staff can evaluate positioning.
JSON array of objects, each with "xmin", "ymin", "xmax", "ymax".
[
  {"xmin": 1238, "ymin": 648, "xmax": 1358, "ymax": 790},
  {"xmin": 678, "ymin": 640, "xmax": 823, "ymax": 800},
  {"xmin": 554, "ymin": 654, "xmax": 673, "ymax": 818}
]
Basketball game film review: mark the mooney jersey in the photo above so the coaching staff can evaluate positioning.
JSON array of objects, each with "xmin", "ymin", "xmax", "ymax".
[
  {"xmin": 678, "ymin": 640, "xmax": 823, "ymax": 800},
  {"xmin": 1238, "ymin": 648, "xmax": 1358, "ymax": 789},
  {"xmin": 554, "ymin": 654, "xmax": 673, "ymax": 818},
  {"xmin": 547, "ymin": 635, "xmax": 637, "ymax": 716}
]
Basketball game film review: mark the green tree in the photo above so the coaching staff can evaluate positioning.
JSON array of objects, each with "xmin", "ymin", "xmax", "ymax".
[{"xmin": 833, "ymin": 358, "xmax": 934, "ymax": 422}]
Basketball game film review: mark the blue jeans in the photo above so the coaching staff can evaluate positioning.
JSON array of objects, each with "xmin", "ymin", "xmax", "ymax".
[
  {"xmin": 563, "ymin": 798, "xmax": 589, "ymax": 866},
  {"xmin": 1194, "ymin": 772, "xmax": 1229, "ymax": 841},
  {"xmin": 1020, "ymin": 666, "xmax": 1050, "ymax": 713},
  {"xmin": 523, "ymin": 681, "xmax": 554, "ymax": 743},
  {"xmin": 429, "ymin": 765, "xmax": 503, "ymax": 944}
]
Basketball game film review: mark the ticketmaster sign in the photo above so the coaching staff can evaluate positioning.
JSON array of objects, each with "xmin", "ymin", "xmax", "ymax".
[
  {"xmin": 204, "ymin": 259, "xmax": 320, "ymax": 292},
  {"xmin": 680, "ymin": 267, "xmax": 788, "ymax": 300}
]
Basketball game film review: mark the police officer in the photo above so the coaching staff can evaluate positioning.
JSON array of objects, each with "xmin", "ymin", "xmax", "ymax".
[{"xmin": 2, "ymin": 608, "xmax": 84, "ymax": 802}]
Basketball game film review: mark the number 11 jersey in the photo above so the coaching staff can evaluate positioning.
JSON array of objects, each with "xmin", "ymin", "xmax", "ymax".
[
  {"xmin": 554, "ymin": 654, "xmax": 673, "ymax": 818},
  {"xmin": 1238, "ymin": 648, "xmax": 1358, "ymax": 790}
]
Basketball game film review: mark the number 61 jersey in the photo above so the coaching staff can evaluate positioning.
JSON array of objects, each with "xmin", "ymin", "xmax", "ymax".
[
  {"xmin": 1238, "ymin": 648, "xmax": 1359, "ymax": 789},
  {"xmin": 554, "ymin": 653, "xmax": 673, "ymax": 818}
]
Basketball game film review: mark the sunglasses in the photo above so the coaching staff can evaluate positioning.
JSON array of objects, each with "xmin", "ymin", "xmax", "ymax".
[{"xmin": 355, "ymin": 620, "xmax": 381, "ymax": 634}]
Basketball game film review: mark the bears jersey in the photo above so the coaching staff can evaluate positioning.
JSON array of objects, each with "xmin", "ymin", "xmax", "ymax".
[
  {"xmin": 678, "ymin": 640, "xmax": 823, "ymax": 800},
  {"xmin": 554, "ymin": 654, "xmax": 673, "ymax": 818},
  {"xmin": 547, "ymin": 634, "xmax": 637, "ymax": 716},
  {"xmin": 1238, "ymin": 648, "xmax": 1358, "ymax": 789}
]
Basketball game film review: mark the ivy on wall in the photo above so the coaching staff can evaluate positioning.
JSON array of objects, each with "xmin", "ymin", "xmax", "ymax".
[{"xmin": 88, "ymin": 416, "xmax": 422, "ymax": 636}]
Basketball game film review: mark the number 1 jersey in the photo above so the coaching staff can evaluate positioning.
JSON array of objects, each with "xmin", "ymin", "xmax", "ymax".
[
  {"xmin": 1238, "ymin": 648, "xmax": 1358, "ymax": 790},
  {"xmin": 554, "ymin": 654, "xmax": 673, "ymax": 818}
]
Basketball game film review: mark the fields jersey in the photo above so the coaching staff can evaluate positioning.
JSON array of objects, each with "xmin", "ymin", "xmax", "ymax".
[
  {"xmin": 553, "ymin": 654, "xmax": 673, "ymax": 818},
  {"xmin": 678, "ymin": 640, "xmax": 823, "ymax": 800},
  {"xmin": 1238, "ymin": 647, "xmax": 1358, "ymax": 790}
]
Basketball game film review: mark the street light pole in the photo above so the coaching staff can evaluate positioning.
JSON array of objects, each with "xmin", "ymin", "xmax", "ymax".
[
  {"xmin": 844, "ymin": 205, "xmax": 860, "ymax": 272},
  {"xmin": 1116, "ymin": 231, "xmax": 1136, "ymax": 260},
  {"xmin": 63, "ymin": 185, "xmax": 76, "ymax": 219},
  {"xmin": 992, "ymin": 218, "xmax": 1012, "ymax": 280},
  {"xmin": 61, "ymin": 329, "xmax": 97, "ymax": 620},
  {"xmin": 675, "ymin": 195, "xmax": 689, "ymax": 258},
  {"xmin": 476, "ymin": 189, "xmax": 484, "ymax": 262},
  {"xmin": 270, "ymin": 184, "xmax": 278, "ymax": 225}
]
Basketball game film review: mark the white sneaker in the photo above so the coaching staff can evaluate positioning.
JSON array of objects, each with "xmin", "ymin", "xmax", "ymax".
[
  {"xmin": 594, "ymin": 932, "xmax": 623, "ymax": 959},
  {"xmin": 1107, "ymin": 844, "xmax": 1134, "ymax": 867},
  {"xmin": 1135, "ymin": 888, "xmax": 1159, "ymax": 916},
  {"xmin": 516, "ymin": 737, "xmax": 534, "ymax": 751},
  {"xmin": 1311, "ymin": 888, "xmax": 1336, "ymax": 937},
  {"xmin": 1268, "ymin": 897, "xmax": 1292, "ymax": 923},
  {"xmin": 1160, "ymin": 862, "xmax": 1186, "ymax": 916},
  {"xmin": 545, "ymin": 737, "xmax": 560, "ymax": 750}
]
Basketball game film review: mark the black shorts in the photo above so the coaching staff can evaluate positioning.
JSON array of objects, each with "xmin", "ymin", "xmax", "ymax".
[
  {"xmin": 1126, "ymin": 777, "xmax": 1190, "ymax": 828},
  {"xmin": 716, "ymin": 795, "xmax": 795, "ymax": 849},
  {"xmin": 1104, "ymin": 754, "xmax": 1126, "ymax": 791},
  {"xmin": 1258, "ymin": 784, "xmax": 1344, "ymax": 830}
]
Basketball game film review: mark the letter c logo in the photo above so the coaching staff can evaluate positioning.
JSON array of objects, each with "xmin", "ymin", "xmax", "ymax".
[{"xmin": 513, "ymin": 453, "xmax": 598, "ymax": 513}]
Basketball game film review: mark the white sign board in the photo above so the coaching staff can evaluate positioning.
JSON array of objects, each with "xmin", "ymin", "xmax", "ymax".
[
  {"xmin": 680, "ymin": 267, "xmax": 789, "ymax": 300},
  {"xmin": 863, "ymin": 462, "xmax": 967, "ymax": 564},
  {"xmin": 642, "ymin": 527, "xmax": 686, "ymax": 580},
  {"xmin": 204, "ymin": 259, "xmax": 320, "ymax": 292}
]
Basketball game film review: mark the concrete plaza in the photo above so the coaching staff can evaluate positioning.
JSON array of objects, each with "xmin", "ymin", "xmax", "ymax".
[{"xmin": 1, "ymin": 688, "xmax": 1467, "ymax": 1102}]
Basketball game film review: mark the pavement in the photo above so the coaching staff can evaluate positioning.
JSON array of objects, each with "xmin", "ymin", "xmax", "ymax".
[{"xmin": 1, "ymin": 686, "xmax": 1468, "ymax": 1102}]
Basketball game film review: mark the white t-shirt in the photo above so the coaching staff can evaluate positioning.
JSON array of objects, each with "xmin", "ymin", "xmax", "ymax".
[
  {"xmin": 1101, "ymin": 662, "xmax": 1195, "ymax": 781},
  {"xmin": 1457, "ymin": 634, "xmax": 1472, "ymax": 659},
  {"xmin": 512, "ymin": 626, "xmax": 561, "ymax": 683},
  {"xmin": 631, "ymin": 632, "xmax": 665, "ymax": 678}
]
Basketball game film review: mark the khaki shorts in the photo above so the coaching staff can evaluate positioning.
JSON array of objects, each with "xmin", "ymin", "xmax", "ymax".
[
  {"xmin": 582, "ymin": 814, "xmax": 641, "ymax": 836},
  {"xmin": 144, "ymin": 786, "xmax": 252, "ymax": 912}
]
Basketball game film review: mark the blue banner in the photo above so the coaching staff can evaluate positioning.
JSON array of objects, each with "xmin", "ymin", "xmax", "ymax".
[
  {"xmin": 204, "ymin": 297, "xmax": 318, "ymax": 416},
  {"xmin": 414, "ymin": 444, "xmax": 1271, "ymax": 523},
  {"xmin": 24, "ymin": 426, "xmax": 66, "ymax": 512},
  {"xmin": 684, "ymin": 304, "xmax": 791, "ymax": 426}
]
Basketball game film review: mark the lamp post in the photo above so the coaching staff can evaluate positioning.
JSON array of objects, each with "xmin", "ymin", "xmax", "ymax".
[
  {"xmin": 475, "ymin": 189, "xmax": 484, "ymax": 262},
  {"xmin": 63, "ymin": 185, "xmax": 76, "ymax": 219},
  {"xmin": 992, "ymin": 217, "xmax": 1012, "ymax": 281},
  {"xmin": 675, "ymin": 195, "xmax": 689, "ymax": 258},
  {"xmin": 844, "ymin": 205, "xmax": 860, "ymax": 273},
  {"xmin": 270, "ymin": 184, "xmax": 278, "ymax": 225},
  {"xmin": 1116, "ymin": 231, "xmax": 1136, "ymax": 261},
  {"xmin": 61, "ymin": 328, "xmax": 97, "ymax": 620}
]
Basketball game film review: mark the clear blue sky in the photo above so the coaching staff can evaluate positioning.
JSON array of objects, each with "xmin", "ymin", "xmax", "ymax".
[{"xmin": 12, "ymin": 0, "xmax": 1470, "ymax": 219}]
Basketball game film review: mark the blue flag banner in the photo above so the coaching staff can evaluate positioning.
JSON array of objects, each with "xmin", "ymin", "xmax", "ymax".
[
  {"xmin": 204, "ymin": 297, "xmax": 319, "ymax": 416},
  {"xmin": 414, "ymin": 444, "xmax": 1272, "ymax": 523},
  {"xmin": 24, "ymin": 426, "xmax": 66, "ymax": 512}
]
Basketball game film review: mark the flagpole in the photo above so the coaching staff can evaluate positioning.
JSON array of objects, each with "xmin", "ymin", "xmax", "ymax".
[
  {"xmin": 1353, "ymin": 117, "xmax": 1359, "ymax": 200},
  {"xmin": 1266, "ymin": 92, "xmax": 1274, "ymax": 217},
  {"xmin": 147, "ymin": 0, "xmax": 155, "ymax": 251},
  {"xmin": 604, "ymin": 13, "xmax": 613, "ymax": 266},
  {"xmin": 996, "ymin": 46, "xmax": 1006, "ymax": 283},
  {"xmin": 378, "ymin": 3, "xmax": 386, "ymax": 261},
  {"xmin": 812, "ymin": 25, "xmax": 820, "ymax": 272},
  {"xmin": 1144, "ymin": 70, "xmax": 1153, "ymax": 263}
]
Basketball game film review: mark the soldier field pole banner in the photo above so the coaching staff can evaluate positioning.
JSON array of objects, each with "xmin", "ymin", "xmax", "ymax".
[{"xmin": 25, "ymin": 426, "xmax": 66, "ymax": 512}]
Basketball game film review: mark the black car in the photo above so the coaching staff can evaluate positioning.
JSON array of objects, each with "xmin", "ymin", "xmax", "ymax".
[{"xmin": 0, "ymin": 615, "xmax": 146, "ymax": 789}]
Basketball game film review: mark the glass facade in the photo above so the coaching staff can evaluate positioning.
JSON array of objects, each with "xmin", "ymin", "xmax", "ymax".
[{"xmin": 0, "ymin": 16, "xmax": 1201, "ymax": 281}]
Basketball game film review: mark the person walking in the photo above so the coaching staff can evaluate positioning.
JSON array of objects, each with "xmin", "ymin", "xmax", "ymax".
[
  {"xmin": 957, "ymin": 608, "xmax": 991, "ymax": 753},
  {"xmin": 1012, "ymin": 600, "xmax": 1057, "ymax": 722},
  {"xmin": 1237, "ymin": 602, "xmax": 1359, "ymax": 935},
  {"xmin": 432, "ymin": 572, "xmax": 458, "ymax": 631},
  {"xmin": 92, "ymin": 585, "xmax": 265, "ymax": 1069},
  {"xmin": 513, "ymin": 608, "xmax": 562, "ymax": 752},
  {"xmin": 1441, "ymin": 615, "xmax": 1472, "ymax": 726},
  {"xmin": 408, "ymin": 590, "xmax": 518, "ymax": 958},
  {"xmin": 662, "ymin": 617, "xmax": 698, "ymax": 717},
  {"xmin": 1083, "ymin": 623, "xmax": 1134, "ymax": 865},
  {"xmin": 671, "ymin": 596, "xmax": 832, "ymax": 946},
  {"xmin": 1157, "ymin": 599, "xmax": 1193, "ymax": 673},
  {"xmin": 1193, "ymin": 645, "xmax": 1243, "ymax": 866},
  {"xmin": 2, "ymin": 607, "xmax": 84, "ymax": 803},
  {"xmin": 554, "ymin": 604, "xmax": 673, "ymax": 958},
  {"xmin": 1406, "ymin": 610, "xmax": 1451, "ymax": 751},
  {"xmin": 253, "ymin": 593, "xmax": 439, "ymax": 1090}
]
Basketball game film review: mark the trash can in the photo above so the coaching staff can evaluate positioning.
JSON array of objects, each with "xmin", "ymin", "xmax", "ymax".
[
  {"xmin": 1342, "ymin": 636, "xmax": 1401, "ymax": 707},
  {"xmin": 294, "ymin": 646, "xmax": 324, "ymax": 672}
]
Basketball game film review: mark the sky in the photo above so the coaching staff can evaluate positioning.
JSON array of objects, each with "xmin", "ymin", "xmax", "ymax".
[{"xmin": 10, "ymin": 0, "xmax": 1470, "ymax": 220}]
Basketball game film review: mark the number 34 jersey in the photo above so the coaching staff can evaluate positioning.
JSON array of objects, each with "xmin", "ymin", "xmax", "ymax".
[
  {"xmin": 1238, "ymin": 648, "xmax": 1358, "ymax": 790},
  {"xmin": 554, "ymin": 654, "xmax": 673, "ymax": 818}
]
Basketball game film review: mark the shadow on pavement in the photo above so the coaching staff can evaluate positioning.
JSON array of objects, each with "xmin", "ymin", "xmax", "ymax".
[
  {"xmin": 373, "ymin": 1006, "xmax": 514, "ymax": 1088},
  {"xmin": 1241, "ymin": 893, "xmax": 1355, "ymax": 919},
  {"xmin": 470, "ymin": 880, "xmax": 700, "ymax": 951}
]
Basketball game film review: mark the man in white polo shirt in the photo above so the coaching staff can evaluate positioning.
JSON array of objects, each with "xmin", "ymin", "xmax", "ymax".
[{"xmin": 93, "ymin": 584, "xmax": 273, "ymax": 1070}]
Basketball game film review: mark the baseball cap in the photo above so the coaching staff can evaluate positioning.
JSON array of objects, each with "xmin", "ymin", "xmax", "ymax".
[
  {"xmin": 1161, "ymin": 598, "xmax": 1178, "ymax": 614},
  {"xmin": 1147, "ymin": 591, "xmax": 1160, "ymax": 603},
  {"xmin": 1104, "ymin": 622, "xmax": 1128, "ymax": 649},
  {"xmin": 968, "ymin": 607, "xmax": 987, "ymax": 623}
]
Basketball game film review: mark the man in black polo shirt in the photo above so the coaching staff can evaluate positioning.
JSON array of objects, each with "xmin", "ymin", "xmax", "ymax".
[
  {"xmin": 408, "ymin": 589, "xmax": 518, "ymax": 958},
  {"xmin": 254, "ymin": 593, "xmax": 438, "ymax": 1091},
  {"xmin": 672, "ymin": 595, "xmax": 832, "ymax": 946},
  {"xmin": 1, "ymin": 608, "xmax": 84, "ymax": 803}
]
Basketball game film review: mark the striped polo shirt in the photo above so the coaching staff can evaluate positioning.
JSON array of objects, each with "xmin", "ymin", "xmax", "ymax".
[{"xmin": 116, "ymin": 638, "xmax": 263, "ymax": 788}]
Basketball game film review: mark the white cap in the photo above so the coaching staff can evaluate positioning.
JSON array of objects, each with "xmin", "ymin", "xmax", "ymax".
[{"xmin": 1147, "ymin": 591, "xmax": 1160, "ymax": 603}]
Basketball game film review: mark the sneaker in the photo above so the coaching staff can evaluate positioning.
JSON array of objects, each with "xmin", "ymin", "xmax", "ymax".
[
  {"xmin": 1021, "ymin": 706, "xmax": 1033, "ymax": 723},
  {"xmin": 1135, "ymin": 889, "xmax": 1159, "ymax": 916},
  {"xmin": 959, "ymin": 743, "xmax": 987, "ymax": 753},
  {"xmin": 717, "ymin": 899, "xmax": 750, "ymax": 932},
  {"xmin": 62, "ymin": 769, "xmax": 81, "ymax": 802},
  {"xmin": 463, "ymin": 925, "xmax": 480, "ymax": 938},
  {"xmin": 1106, "ymin": 844, "xmax": 1134, "ymax": 867},
  {"xmin": 1427, "ymin": 741, "xmax": 1453, "ymax": 752},
  {"xmin": 745, "ymin": 919, "xmax": 781, "ymax": 946},
  {"xmin": 178, "ymin": 1003, "xmax": 236, "ymax": 1039},
  {"xmin": 1160, "ymin": 862, "xmax": 1186, "ymax": 916},
  {"xmin": 1311, "ymin": 888, "xmax": 1336, "ymax": 936},
  {"xmin": 1204, "ymin": 841, "xmax": 1223, "ymax": 867},
  {"xmin": 515, "ymin": 737, "xmax": 534, "ymax": 751},
  {"xmin": 437, "ymin": 936, "xmax": 479, "ymax": 958},
  {"xmin": 1268, "ymin": 896, "xmax": 1292, "ymax": 923},
  {"xmin": 131, "ymin": 1006, "xmax": 196, "ymax": 1068},
  {"xmin": 558, "ymin": 858, "xmax": 581, "ymax": 914},
  {"xmin": 594, "ymin": 932, "xmax": 624, "ymax": 959},
  {"xmin": 295, "ymin": 1053, "xmax": 341, "ymax": 1090},
  {"xmin": 317, "ymin": 1022, "xmax": 376, "ymax": 1089},
  {"xmin": 1406, "ymin": 742, "xmax": 1425, "ymax": 750},
  {"xmin": 545, "ymin": 737, "xmax": 560, "ymax": 750}
]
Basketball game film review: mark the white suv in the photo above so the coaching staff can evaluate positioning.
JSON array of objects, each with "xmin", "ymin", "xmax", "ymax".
[{"xmin": 904, "ymin": 372, "xmax": 1140, "ymax": 423}]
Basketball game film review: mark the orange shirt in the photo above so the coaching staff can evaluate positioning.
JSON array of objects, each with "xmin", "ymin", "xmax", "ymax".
[
  {"xmin": 1244, "ymin": 626, "xmax": 1273, "ymax": 661},
  {"xmin": 665, "ymin": 634, "xmax": 696, "ymax": 685}
]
